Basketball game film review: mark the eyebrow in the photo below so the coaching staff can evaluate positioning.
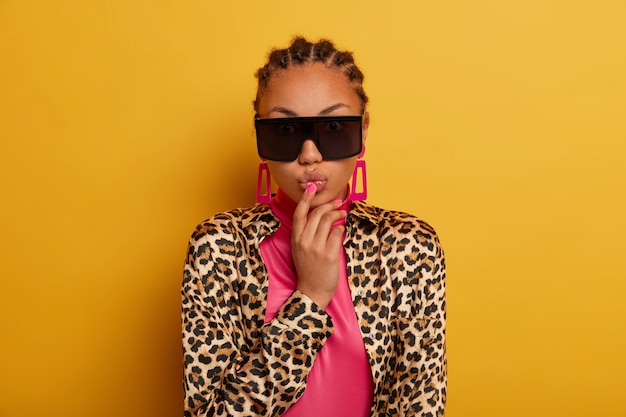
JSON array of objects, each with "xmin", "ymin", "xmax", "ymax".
[{"xmin": 268, "ymin": 103, "xmax": 350, "ymax": 117}]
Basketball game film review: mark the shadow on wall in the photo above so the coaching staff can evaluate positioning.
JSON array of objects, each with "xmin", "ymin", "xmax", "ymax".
[
  {"xmin": 139, "ymin": 110, "xmax": 258, "ymax": 416},
  {"xmin": 120, "ymin": 260, "xmax": 185, "ymax": 416},
  {"xmin": 186, "ymin": 112, "xmax": 260, "ymax": 215}
]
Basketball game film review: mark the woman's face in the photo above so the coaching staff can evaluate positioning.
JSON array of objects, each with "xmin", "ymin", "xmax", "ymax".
[{"xmin": 256, "ymin": 63, "xmax": 369, "ymax": 208}]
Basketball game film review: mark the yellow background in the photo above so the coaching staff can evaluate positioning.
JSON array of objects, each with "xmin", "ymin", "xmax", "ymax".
[{"xmin": 1, "ymin": 1, "xmax": 625, "ymax": 416}]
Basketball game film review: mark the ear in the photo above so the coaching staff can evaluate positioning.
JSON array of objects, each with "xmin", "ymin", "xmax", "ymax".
[{"xmin": 362, "ymin": 111, "xmax": 370, "ymax": 141}]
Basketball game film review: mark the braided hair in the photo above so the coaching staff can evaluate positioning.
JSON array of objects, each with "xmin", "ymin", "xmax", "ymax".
[{"xmin": 254, "ymin": 37, "xmax": 369, "ymax": 113}]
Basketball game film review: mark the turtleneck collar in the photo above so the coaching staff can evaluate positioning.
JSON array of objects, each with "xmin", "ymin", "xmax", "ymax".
[{"xmin": 270, "ymin": 188, "xmax": 352, "ymax": 233}]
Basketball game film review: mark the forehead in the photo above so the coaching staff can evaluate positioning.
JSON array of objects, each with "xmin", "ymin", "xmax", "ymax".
[{"xmin": 258, "ymin": 63, "xmax": 361, "ymax": 116}]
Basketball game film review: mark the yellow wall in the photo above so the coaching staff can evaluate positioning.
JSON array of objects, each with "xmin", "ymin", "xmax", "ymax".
[{"xmin": 1, "ymin": 1, "xmax": 625, "ymax": 416}]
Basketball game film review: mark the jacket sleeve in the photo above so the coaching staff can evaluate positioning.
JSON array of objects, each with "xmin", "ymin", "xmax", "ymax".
[
  {"xmin": 181, "ymin": 220, "xmax": 334, "ymax": 417},
  {"xmin": 403, "ymin": 224, "xmax": 447, "ymax": 417}
]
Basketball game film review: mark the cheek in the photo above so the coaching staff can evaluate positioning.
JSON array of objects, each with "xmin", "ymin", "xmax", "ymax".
[
  {"xmin": 265, "ymin": 163, "xmax": 294, "ymax": 188},
  {"xmin": 336, "ymin": 159, "xmax": 358, "ymax": 182},
  {"xmin": 265, "ymin": 159, "xmax": 357, "ymax": 199}
]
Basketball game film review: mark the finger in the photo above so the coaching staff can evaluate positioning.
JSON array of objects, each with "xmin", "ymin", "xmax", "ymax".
[
  {"xmin": 326, "ymin": 224, "xmax": 345, "ymax": 249},
  {"xmin": 312, "ymin": 210, "xmax": 347, "ymax": 243},
  {"xmin": 300, "ymin": 200, "xmax": 344, "ymax": 243},
  {"xmin": 292, "ymin": 183, "xmax": 316, "ymax": 237}
]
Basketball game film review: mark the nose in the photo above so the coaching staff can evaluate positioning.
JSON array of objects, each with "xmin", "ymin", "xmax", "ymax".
[{"xmin": 297, "ymin": 138, "xmax": 322, "ymax": 165}]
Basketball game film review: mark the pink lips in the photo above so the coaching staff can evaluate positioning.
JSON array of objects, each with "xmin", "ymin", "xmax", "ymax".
[{"xmin": 299, "ymin": 172, "xmax": 327, "ymax": 192}]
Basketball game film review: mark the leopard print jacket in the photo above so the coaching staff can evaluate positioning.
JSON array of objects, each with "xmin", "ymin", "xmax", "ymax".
[{"xmin": 182, "ymin": 201, "xmax": 446, "ymax": 416}]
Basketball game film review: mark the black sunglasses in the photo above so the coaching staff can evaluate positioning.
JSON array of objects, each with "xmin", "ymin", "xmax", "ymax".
[{"xmin": 255, "ymin": 115, "xmax": 363, "ymax": 162}]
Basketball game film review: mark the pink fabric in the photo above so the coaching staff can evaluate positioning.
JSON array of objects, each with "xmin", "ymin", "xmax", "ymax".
[{"xmin": 261, "ymin": 189, "xmax": 374, "ymax": 416}]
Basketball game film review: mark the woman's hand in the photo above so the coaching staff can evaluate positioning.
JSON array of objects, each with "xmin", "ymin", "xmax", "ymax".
[{"xmin": 291, "ymin": 184, "xmax": 347, "ymax": 310}]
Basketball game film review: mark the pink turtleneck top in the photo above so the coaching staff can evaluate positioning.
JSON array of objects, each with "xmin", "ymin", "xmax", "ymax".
[{"xmin": 260, "ymin": 189, "xmax": 374, "ymax": 416}]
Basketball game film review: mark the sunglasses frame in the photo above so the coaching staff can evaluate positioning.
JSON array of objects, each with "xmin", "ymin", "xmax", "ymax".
[{"xmin": 254, "ymin": 115, "xmax": 363, "ymax": 162}]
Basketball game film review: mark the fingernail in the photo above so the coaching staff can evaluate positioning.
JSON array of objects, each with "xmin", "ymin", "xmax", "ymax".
[
  {"xmin": 333, "ymin": 199, "xmax": 342, "ymax": 204},
  {"xmin": 306, "ymin": 183, "xmax": 316, "ymax": 194}
]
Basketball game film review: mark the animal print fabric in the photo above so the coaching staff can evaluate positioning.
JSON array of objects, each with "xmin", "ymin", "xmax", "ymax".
[{"xmin": 182, "ymin": 201, "xmax": 446, "ymax": 416}]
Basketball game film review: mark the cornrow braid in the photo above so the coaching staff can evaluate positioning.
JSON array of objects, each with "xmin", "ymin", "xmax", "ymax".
[{"xmin": 254, "ymin": 37, "xmax": 368, "ymax": 113}]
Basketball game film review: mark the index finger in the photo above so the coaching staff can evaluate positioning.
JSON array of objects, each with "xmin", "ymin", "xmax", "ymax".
[{"xmin": 292, "ymin": 183, "xmax": 316, "ymax": 237}]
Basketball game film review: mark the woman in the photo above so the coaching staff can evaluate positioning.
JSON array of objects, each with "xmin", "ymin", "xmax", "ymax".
[{"xmin": 182, "ymin": 37, "xmax": 446, "ymax": 417}]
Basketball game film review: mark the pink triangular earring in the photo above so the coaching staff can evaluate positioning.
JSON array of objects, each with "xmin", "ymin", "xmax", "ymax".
[
  {"xmin": 350, "ymin": 146, "xmax": 367, "ymax": 201},
  {"xmin": 256, "ymin": 160, "xmax": 272, "ymax": 204}
]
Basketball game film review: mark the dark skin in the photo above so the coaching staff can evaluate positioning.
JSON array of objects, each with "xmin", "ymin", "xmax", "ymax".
[
  {"xmin": 258, "ymin": 63, "xmax": 368, "ymax": 310},
  {"xmin": 292, "ymin": 183, "xmax": 347, "ymax": 309}
]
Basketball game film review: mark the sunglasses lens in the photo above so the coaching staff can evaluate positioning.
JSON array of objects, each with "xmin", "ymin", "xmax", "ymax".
[
  {"xmin": 315, "ymin": 120, "xmax": 362, "ymax": 160},
  {"xmin": 256, "ymin": 116, "xmax": 362, "ymax": 161},
  {"xmin": 256, "ymin": 121, "xmax": 303, "ymax": 161}
]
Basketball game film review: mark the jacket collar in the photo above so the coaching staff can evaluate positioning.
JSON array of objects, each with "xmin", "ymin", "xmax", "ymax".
[
  {"xmin": 349, "ymin": 200, "xmax": 380, "ymax": 225},
  {"xmin": 240, "ymin": 203, "xmax": 280, "ymax": 244}
]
